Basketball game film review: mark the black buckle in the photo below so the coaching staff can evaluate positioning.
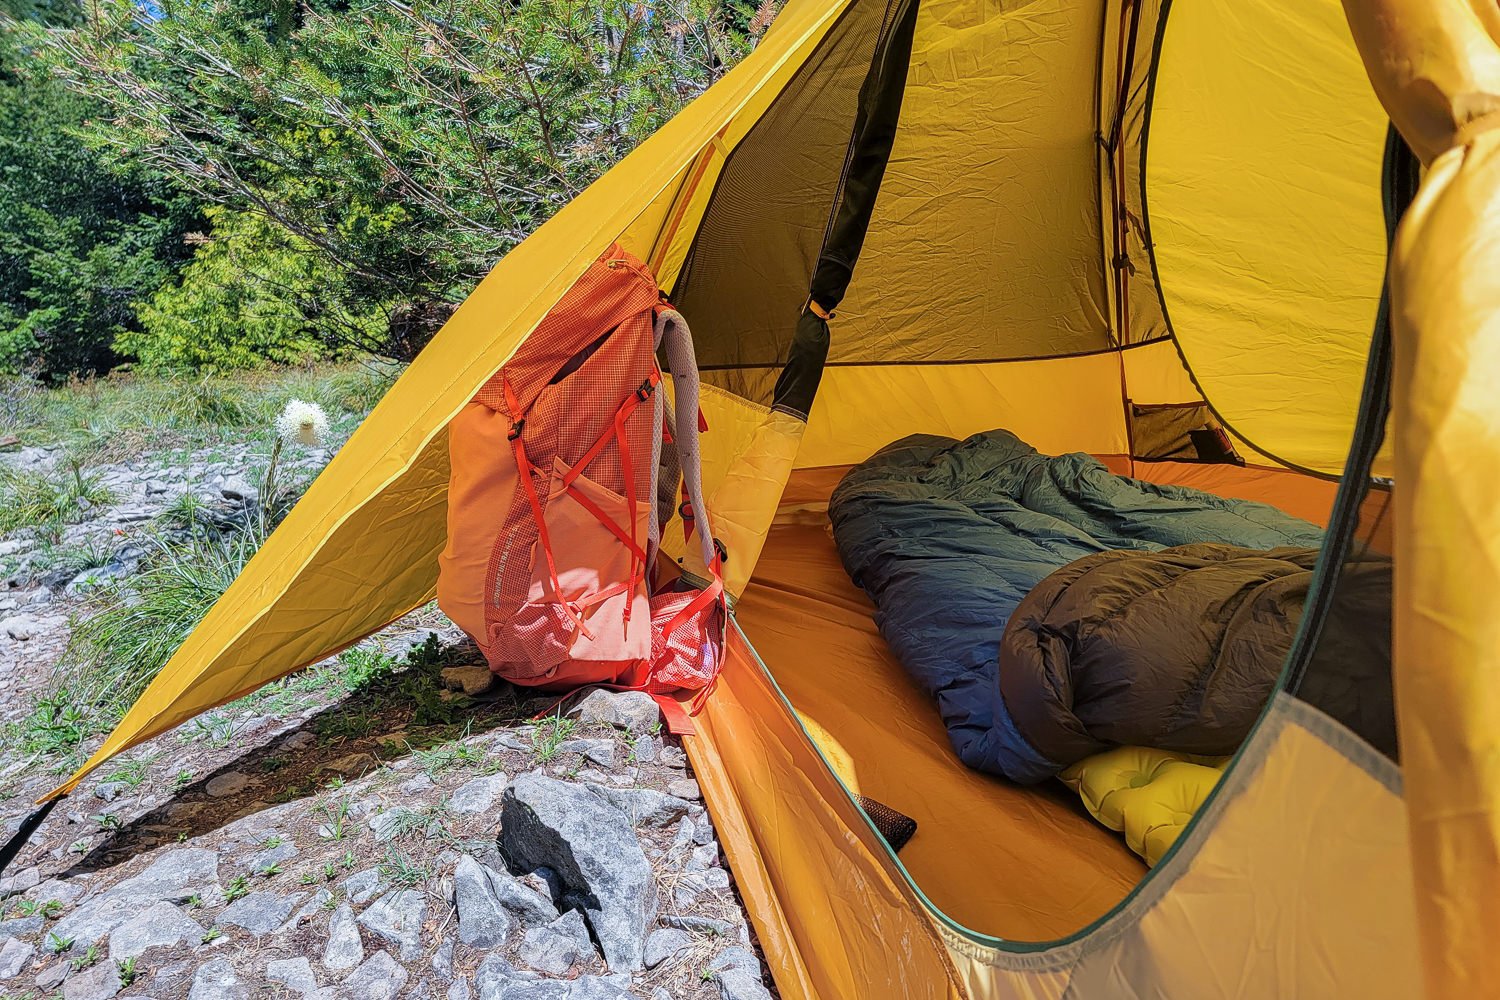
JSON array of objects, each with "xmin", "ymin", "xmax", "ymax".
[
  {"xmin": 507, "ymin": 418, "xmax": 525, "ymax": 441},
  {"xmin": 635, "ymin": 378, "xmax": 656, "ymax": 402},
  {"xmin": 678, "ymin": 501, "xmax": 694, "ymax": 521},
  {"xmin": 713, "ymin": 537, "xmax": 728, "ymax": 564}
]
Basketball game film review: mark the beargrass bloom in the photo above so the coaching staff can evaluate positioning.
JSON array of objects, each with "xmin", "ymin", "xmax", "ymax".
[{"xmin": 275, "ymin": 399, "xmax": 329, "ymax": 447}]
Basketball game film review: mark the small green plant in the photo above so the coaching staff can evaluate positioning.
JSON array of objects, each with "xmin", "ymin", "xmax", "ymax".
[
  {"xmin": 531, "ymin": 717, "xmax": 577, "ymax": 764},
  {"xmin": 174, "ymin": 770, "xmax": 194, "ymax": 789},
  {"xmin": 256, "ymin": 863, "xmax": 282, "ymax": 878},
  {"xmin": 43, "ymin": 931, "xmax": 73, "ymax": 954},
  {"xmin": 322, "ymin": 862, "xmax": 338, "ymax": 881},
  {"xmin": 104, "ymin": 755, "xmax": 156, "ymax": 789},
  {"xmin": 261, "ymin": 834, "xmax": 283, "ymax": 848},
  {"xmin": 186, "ymin": 894, "xmax": 202, "ymax": 909},
  {"xmin": 68, "ymin": 944, "xmax": 100, "ymax": 972},
  {"xmin": 201, "ymin": 927, "xmax": 223, "ymax": 944},
  {"xmin": 409, "ymin": 728, "xmax": 483, "ymax": 777},
  {"xmin": 315, "ymin": 797, "xmax": 352, "ymax": 841},
  {"xmin": 93, "ymin": 813, "xmax": 121, "ymax": 832},
  {"xmin": 67, "ymin": 838, "xmax": 89, "ymax": 854},
  {"xmin": 38, "ymin": 899, "xmax": 62, "ymax": 919},
  {"xmin": 378, "ymin": 846, "xmax": 430, "ymax": 888},
  {"xmin": 223, "ymin": 874, "xmax": 250, "ymax": 902},
  {"xmin": 118, "ymin": 956, "xmax": 138, "ymax": 987},
  {"xmin": 0, "ymin": 464, "xmax": 115, "ymax": 535},
  {"xmin": 8, "ymin": 900, "xmax": 37, "ymax": 918},
  {"xmin": 341, "ymin": 851, "xmax": 356, "ymax": 870},
  {"xmin": 259, "ymin": 756, "xmax": 288, "ymax": 774}
]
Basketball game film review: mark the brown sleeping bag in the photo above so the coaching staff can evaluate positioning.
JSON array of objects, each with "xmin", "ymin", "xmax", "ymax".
[{"xmin": 998, "ymin": 543, "xmax": 1338, "ymax": 771}]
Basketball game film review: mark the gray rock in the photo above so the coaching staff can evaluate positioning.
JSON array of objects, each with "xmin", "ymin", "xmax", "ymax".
[
  {"xmin": 106, "ymin": 847, "xmax": 220, "ymax": 903},
  {"xmin": 688, "ymin": 843, "xmax": 719, "ymax": 872},
  {"xmin": 1, "ymin": 616, "xmax": 36, "ymax": 641},
  {"xmin": 517, "ymin": 909, "xmax": 592, "ymax": 975},
  {"xmin": 662, "ymin": 914, "xmax": 733, "ymax": 935},
  {"xmin": 357, "ymin": 889, "xmax": 426, "ymax": 961},
  {"xmin": 643, "ymin": 928, "xmax": 692, "ymax": 969},
  {"xmin": 459, "ymin": 856, "xmax": 558, "ymax": 929},
  {"xmin": 219, "ymin": 477, "xmax": 257, "ymax": 502},
  {"xmin": 693, "ymin": 818, "xmax": 716, "ymax": 847},
  {"xmin": 341, "ymin": 950, "xmax": 407, "ymax": 1000},
  {"xmin": 666, "ymin": 779, "xmax": 701, "ymax": 801},
  {"xmin": 673, "ymin": 867, "xmax": 730, "ymax": 908},
  {"xmin": 36, "ymin": 960, "xmax": 69, "ymax": 990},
  {"xmin": 266, "ymin": 957, "xmax": 320, "ymax": 997},
  {"xmin": 0, "ymin": 866, "xmax": 40, "ymax": 897},
  {"xmin": 448, "ymin": 979, "xmax": 471, "ymax": 1000},
  {"xmin": 92, "ymin": 783, "xmax": 127, "ymax": 803},
  {"xmin": 567, "ymin": 690, "xmax": 661, "ymax": 734},
  {"xmin": 0, "ymin": 936, "xmax": 34, "ymax": 979},
  {"xmin": 342, "ymin": 868, "xmax": 387, "ymax": 905},
  {"xmin": 430, "ymin": 936, "xmax": 454, "ymax": 980},
  {"xmin": 583, "ymin": 786, "xmax": 692, "ymax": 828},
  {"xmin": 107, "ymin": 901, "xmax": 203, "ymax": 959},
  {"xmin": 399, "ymin": 774, "xmax": 436, "ymax": 796},
  {"xmin": 0, "ymin": 915, "xmax": 42, "ymax": 938},
  {"xmin": 217, "ymin": 891, "xmax": 303, "ymax": 936},
  {"xmin": 660, "ymin": 745, "xmax": 687, "ymax": 769},
  {"xmin": 279, "ymin": 888, "xmax": 333, "ymax": 933},
  {"xmin": 495, "ymin": 978, "xmax": 632, "ymax": 1000},
  {"xmin": 50, "ymin": 896, "xmax": 136, "ymax": 951},
  {"xmin": 500, "ymin": 774, "xmax": 654, "ymax": 972},
  {"xmin": 23, "ymin": 877, "xmax": 82, "ymax": 906},
  {"xmin": 61, "ymin": 958, "xmax": 121, "ymax": 1000},
  {"xmin": 248, "ymin": 840, "xmax": 298, "ymax": 872},
  {"xmin": 557, "ymin": 739, "xmax": 616, "ymax": 769},
  {"xmin": 473, "ymin": 954, "xmax": 527, "ymax": 1000},
  {"xmin": 631, "ymin": 736, "xmax": 658, "ymax": 764},
  {"xmin": 452, "ymin": 856, "xmax": 514, "ymax": 948},
  {"xmin": 440, "ymin": 666, "xmax": 497, "ymax": 697},
  {"xmin": 188, "ymin": 958, "xmax": 249, "ymax": 1000},
  {"xmin": 449, "ymin": 774, "xmax": 508, "ymax": 815},
  {"xmin": 205, "ymin": 772, "xmax": 255, "ymax": 798},
  {"xmin": 322, "ymin": 904, "xmax": 363, "ymax": 972}
]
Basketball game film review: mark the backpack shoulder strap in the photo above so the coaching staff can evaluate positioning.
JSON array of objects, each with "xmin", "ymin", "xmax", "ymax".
[{"xmin": 653, "ymin": 306, "xmax": 718, "ymax": 574}]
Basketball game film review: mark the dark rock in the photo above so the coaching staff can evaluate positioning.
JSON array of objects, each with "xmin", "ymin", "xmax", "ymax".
[
  {"xmin": 500, "ymin": 774, "xmax": 655, "ymax": 972},
  {"xmin": 205, "ymin": 772, "xmax": 256, "ymax": 798}
]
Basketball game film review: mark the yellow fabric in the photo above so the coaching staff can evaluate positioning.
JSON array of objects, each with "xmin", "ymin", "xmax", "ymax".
[
  {"xmin": 736, "ymin": 519, "xmax": 1143, "ymax": 941},
  {"xmin": 1058, "ymin": 747, "xmax": 1228, "ymax": 868},
  {"xmin": 48, "ymin": 0, "xmax": 853, "ymax": 798},
  {"xmin": 796, "ymin": 352, "xmax": 1130, "ymax": 469},
  {"xmin": 830, "ymin": 0, "xmax": 1111, "ymax": 362},
  {"xmin": 949, "ymin": 699, "xmax": 1421, "ymax": 1000},
  {"xmin": 1341, "ymin": 5, "xmax": 1500, "ymax": 997},
  {"xmin": 1146, "ymin": 0, "xmax": 1389, "ymax": 476}
]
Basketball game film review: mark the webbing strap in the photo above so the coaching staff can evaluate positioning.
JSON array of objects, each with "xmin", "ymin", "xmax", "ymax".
[{"xmin": 504, "ymin": 377, "xmax": 596, "ymax": 641}]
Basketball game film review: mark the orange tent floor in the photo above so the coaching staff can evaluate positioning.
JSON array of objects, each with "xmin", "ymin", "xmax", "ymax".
[{"xmin": 733, "ymin": 513, "xmax": 1145, "ymax": 942}]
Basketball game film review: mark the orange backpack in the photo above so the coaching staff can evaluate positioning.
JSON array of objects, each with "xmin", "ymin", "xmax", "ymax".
[{"xmin": 437, "ymin": 246, "xmax": 724, "ymax": 720}]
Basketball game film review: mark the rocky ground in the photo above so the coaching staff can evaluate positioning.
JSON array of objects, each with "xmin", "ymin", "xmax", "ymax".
[{"xmin": 0, "ymin": 435, "xmax": 776, "ymax": 1000}]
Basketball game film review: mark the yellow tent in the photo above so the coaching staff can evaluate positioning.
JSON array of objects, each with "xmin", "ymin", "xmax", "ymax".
[{"xmin": 31, "ymin": 0, "xmax": 1500, "ymax": 997}]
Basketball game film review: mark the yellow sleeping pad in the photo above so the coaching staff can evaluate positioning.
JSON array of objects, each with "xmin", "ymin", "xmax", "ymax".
[{"xmin": 1060, "ymin": 747, "xmax": 1230, "ymax": 867}]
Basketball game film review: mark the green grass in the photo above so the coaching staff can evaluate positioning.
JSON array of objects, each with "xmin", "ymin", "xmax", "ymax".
[
  {"xmin": 57, "ymin": 532, "xmax": 259, "ymax": 721},
  {"xmin": 0, "ymin": 463, "xmax": 115, "ymax": 535},
  {"xmin": 531, "ymin": 717, "xmax": 577, "ymax": 764},
  {"xmin": 378, "ymin": 846, "xmax": 430, "ymax": 887},
  {"xmin": 0, "ymin": 362, "xmax": 397, "ymax": 463}
]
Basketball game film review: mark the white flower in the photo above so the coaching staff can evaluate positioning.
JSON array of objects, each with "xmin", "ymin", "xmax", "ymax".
[{"xmin": 275, "ymin": 399, "xmax": 329, "ymax": 447}]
